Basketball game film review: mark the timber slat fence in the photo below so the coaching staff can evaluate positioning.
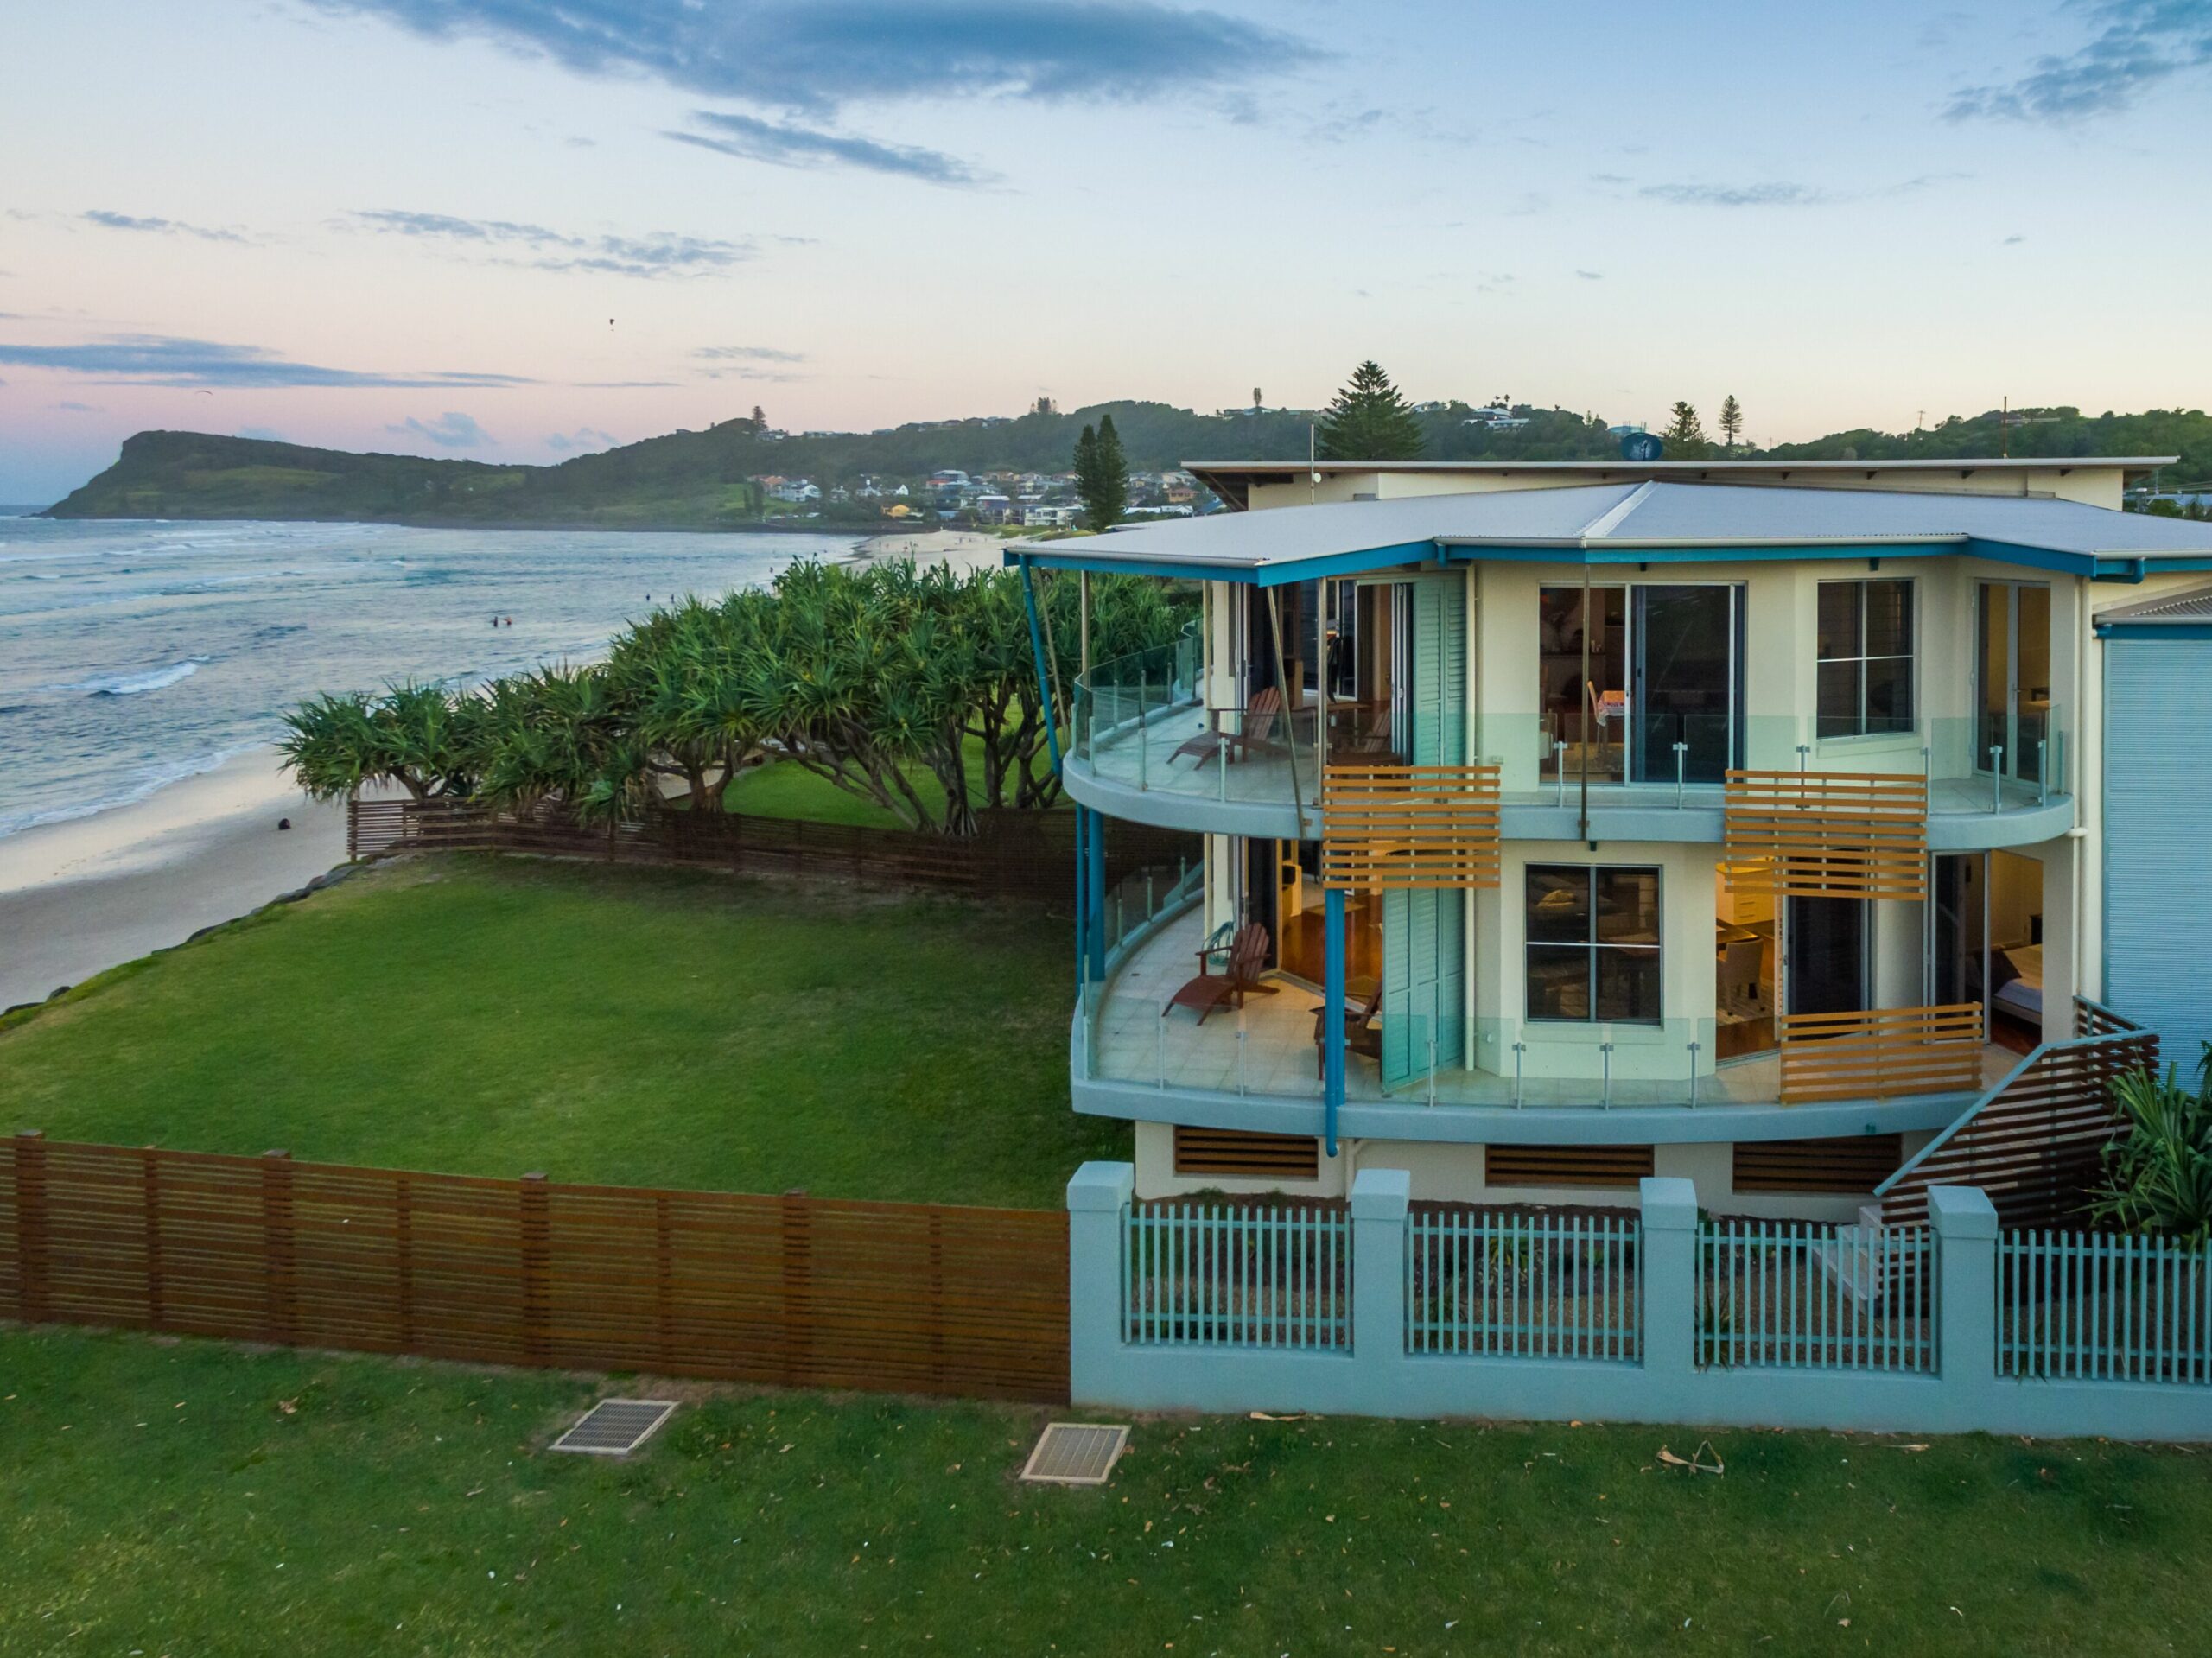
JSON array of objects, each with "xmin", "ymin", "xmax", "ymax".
[
  {"xmin": 349, "ymin": 796, "xmax": 1194, "ymax": 901},
  {"xmin": 1, "ymin": 1134, "xmax": 1069, "ymax": 1401}
]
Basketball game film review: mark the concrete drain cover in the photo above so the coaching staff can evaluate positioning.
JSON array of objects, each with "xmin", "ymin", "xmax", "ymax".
[
  {"xmin": 1020, "ymin": 1422, "xmax": 1130, "ymax": 1485},
  {"xmin": 551, "ymin": 1399, "xmax": 678, "ymax": 1457}
]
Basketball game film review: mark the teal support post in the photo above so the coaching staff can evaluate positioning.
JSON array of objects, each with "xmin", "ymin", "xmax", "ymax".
[
  {"xmin": 1086, "ymin": 807, "xmax": 1108, "ymax": 984},
  {"xmin": 1929, "ymin": 1185, "xmax": 1999, "ymax": 1383},
  {"xmin": 1323, "ymin": 886, "xmax": 1346, "ymax": 1157},
  {"xmin": 1072, "ymin": 804, "xmax": 1090, "ymax": 989},
  {"xmin": 1348, "ymin": 1168, "xmax": 1410, "ymax": 1366},
  {"xmin": 1066, "ymin": 1160, "xmax": 1136, "ymax": 1405},
  {"xmin": 1638, "ymin": 1177, "xmax": 1700, "ymax": 1385},
  {"xmin": 1019, "ymin": 556, "xmax": 1063, "ymax": 775}
]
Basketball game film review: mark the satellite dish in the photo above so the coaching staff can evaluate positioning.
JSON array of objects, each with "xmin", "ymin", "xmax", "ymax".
[{"xmin": 1620, "ymin": 431, "xmax": 1665, "ymax": 463}]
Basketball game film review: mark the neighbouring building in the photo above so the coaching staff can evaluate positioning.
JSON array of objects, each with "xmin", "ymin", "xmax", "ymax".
[{"xmin": 1012, "ymin": 455, "xmax": 2212, "ymax": 1223}]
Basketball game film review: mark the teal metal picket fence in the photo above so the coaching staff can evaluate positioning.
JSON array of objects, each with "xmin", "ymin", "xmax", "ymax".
[
  {"xmin": 1696, "ymin": 1217, "xmax": 1936, "ymax": 1373},
  {"xmin": 1998, "ymin": 1229, "xmax": 2212, "ymax": 1383},
  {"xmin": 1405, "ymin": 1209, "xmax": 1642, "ymax": 1362},
  {"xmin": 1122, "ymin": 1200, "xmax": 1350, "ymax": 1350}
]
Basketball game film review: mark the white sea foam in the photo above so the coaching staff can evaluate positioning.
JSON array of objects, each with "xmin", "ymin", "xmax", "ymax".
[{"xmin": 83, "ymin": 659, "xmax": 205, "ymax": 696}]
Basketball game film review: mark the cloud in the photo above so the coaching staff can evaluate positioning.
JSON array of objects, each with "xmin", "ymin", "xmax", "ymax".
[
  {"xmin": 81, "ymin": 209, "xmax": 253, "ymax": 245},
  {"xmin": 0, "ymin": 333, "xmax": 532, "ymax": 388},
  {"xmin": 2003, "ymin": 232, "xmax": 2028, "ymax": 245},
  {"xmin": 695, "ymin": 346, "xmax": 807, "ymax": 364},
  {"xmin": 48, "ymin": 400, "xmax": 102, "ymax": 413},
  {"xmin": 306, "ymin": 0, "xmax": 1313, "ymax": 115},
  {"xmin": 1638, "ymin": 181, "xmax": 1833, "ymax": 207},
  {"xmin": 669, "ymin": 112, "xmax": 984, "ymax": 185},
  {"xmin": 1946, "ymin": 0, "xmax": 2212, "ymax": 122},
  {"xmin": 387, "ymin": 411, "xmax": 493, "ymax": 448},
  {"xmin": 349, "ymin": 209, "xmax": 750, "ymax": 276},
  {"xmin": 235, "ymin": 426, "xmax": 287, "ymax": 441},
  {"xmin": 692, "ymin": 344, "xmax": 811, "ymax": 383},
  {"xmin": 1575, "ymin": 270, "xmax": 1604, "ymax": 280},
  {"xmin": 545, "ymin": 426, "xmax": 617, "ymax": 453},
  {"xmin": 1633, "ymin": 174, "xmax": 1960, "ymax": 208}
]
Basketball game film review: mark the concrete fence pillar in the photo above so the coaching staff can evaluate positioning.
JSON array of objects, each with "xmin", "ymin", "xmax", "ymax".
[
  {"xmin": 1350, "ymin": 1168, "xmax": 1410, "ymax": 1375},
  {"xmin": 1066, "ymin": 1160, "xmax": 1135, "ymax": 1405},
  {"xmin": 1929, "ymin": 1185, "xmax": 1999, "ymax": 1392},
  {"xmin": 1639, "ymin": 1177, "xmax": 1700, "ymax": 1382}
]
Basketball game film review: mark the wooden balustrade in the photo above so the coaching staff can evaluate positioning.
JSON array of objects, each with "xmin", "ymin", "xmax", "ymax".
[
  {"xmin": 1319, "ymin": 762, "xmax": 1502, "ymax": 892},
  {"xmin": 1723, "ymin": 769, "xmax": 1929, "ymax": 900},
  {"xmin": 1777, "ymin": 1003, "xmax": 1986, "ymax": 1104}
]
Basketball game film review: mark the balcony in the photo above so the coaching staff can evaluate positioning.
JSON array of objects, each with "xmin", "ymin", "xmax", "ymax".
[
  {"xmin": 1076, "ymin": 903, "xmax": 2020, "ymax": 1141},
  {"xmin": 1068, "ymin": 659, "xmax": 2072, "ymax": 851}
]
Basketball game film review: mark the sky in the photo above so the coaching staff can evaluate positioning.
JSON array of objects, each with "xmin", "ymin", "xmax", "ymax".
[{"xmin": 2, "ymin": 0, "xmax": 2209, "ymax": 502}]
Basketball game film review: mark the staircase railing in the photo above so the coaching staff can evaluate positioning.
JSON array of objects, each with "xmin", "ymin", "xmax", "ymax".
[{"xmin": 1874, "ymin": 998, "xmax": 2158, "ymax": 1229}]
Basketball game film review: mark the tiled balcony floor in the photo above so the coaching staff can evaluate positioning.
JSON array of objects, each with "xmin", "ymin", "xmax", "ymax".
[{"xmin": 1087, "ymin": 907, "xmax": 2015, "ymax": 1112}]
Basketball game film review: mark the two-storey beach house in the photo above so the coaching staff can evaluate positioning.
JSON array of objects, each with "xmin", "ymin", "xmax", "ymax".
[{"xmin": 1012, "ymin": 457, "xmax": 2212, "ymax": 1223}]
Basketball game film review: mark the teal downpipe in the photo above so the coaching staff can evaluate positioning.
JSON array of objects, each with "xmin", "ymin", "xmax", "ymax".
[
  {"xmin": 1018, "ymin": 556, "xmax": 1063, "ymax": 775},
  {"xmin": 1086, "ymin": 807, "xmax": 1108, "ymax": 984},
  {"xmin": 1323, "ymin": 886, "xmax": 1345, "ymax": 1157},
  {"xmin": 1072, "ymin": 804, "xmax": 1089, "ymax": 989}
]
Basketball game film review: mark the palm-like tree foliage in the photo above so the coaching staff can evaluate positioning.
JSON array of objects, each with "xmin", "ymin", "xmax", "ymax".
[
  {"xmin": 279, "ymin": 562, "xmax": 1193, "ymax": 836},
  {"xmin": 2089, "ymin": 1045, "xmax": 2212, "ymax": 1243}
]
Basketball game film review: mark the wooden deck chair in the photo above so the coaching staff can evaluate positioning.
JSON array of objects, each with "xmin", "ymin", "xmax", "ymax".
[
  {"xmin": 1163, "ymin": 922, "xmax": 1279, "ymax": 1025},
  {"xmin": 1312, "ymin": 979, "xmax": 1385, "ymax": 1077},
  {"xmin": 1172, "ymin": 685, "xmax": 1287, "ymax": 765}
]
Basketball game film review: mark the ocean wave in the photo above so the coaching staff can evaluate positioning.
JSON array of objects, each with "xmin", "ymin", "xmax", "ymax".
[
  {"xmin": 83, "ymin": 658, "xmax": 205, "ymax": 696},
  {"xmin": 0, "ymin": 741, "xmax": 259, "ymax": 840}
]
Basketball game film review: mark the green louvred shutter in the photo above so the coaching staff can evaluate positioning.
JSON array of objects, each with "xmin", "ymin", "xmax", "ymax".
[{"xmin": 1381, "ymin": 575, "xmax": 1468, "ymax": 1088}]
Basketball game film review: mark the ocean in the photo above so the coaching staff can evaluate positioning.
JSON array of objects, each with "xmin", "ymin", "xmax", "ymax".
[{"xmin": 0, "ymin": 515, "xmax": 858, "ymax": 839}]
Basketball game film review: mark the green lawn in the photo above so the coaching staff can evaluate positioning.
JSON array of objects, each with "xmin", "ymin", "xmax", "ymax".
[
  {"xmin": 6, "ymin": 1325, "xmax": 2210, "ymax": 1656},
  {"xmin": 0, "ymin": 856, "xmax": 1115, "ymax": 1208}
]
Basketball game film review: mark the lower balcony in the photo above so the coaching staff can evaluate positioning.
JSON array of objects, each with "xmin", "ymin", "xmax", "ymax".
[{"xmin": 1076, "ymin": 904, "xmax": 2022, "ymax": 1141}]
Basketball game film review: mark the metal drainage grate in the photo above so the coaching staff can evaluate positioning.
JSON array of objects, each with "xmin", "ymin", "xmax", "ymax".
[
  {"xmin": 1020, "ymin": 1422, "xmax": 1130, "ymax": 1486},
  {"xmin": 550, "ymin": 1399, "xmax": 678, "ymax": 1457}
]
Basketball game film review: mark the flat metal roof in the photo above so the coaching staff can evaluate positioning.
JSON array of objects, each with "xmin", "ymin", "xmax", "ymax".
[
  {"xmin": 1185, "ymin": 455, "xmax": 2178, "ymax": 510},
  {"xmin": 1009, "ymin": 479, "xmax": 2212, "ymax": 586}
]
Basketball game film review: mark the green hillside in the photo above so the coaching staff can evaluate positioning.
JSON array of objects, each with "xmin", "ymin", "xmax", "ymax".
[{"xmin": 44, "ymin": 400, "xmax": 2212, "ymax": 527}]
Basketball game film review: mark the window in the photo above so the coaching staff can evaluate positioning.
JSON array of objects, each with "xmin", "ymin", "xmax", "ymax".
[
  {"xmin": 1816, "ymin": 579, "xmax": 1915, "ymax": 738},
  {"xmin": 1525, "ymin": 866, "xmax": 1662, "ymax": 1024}
]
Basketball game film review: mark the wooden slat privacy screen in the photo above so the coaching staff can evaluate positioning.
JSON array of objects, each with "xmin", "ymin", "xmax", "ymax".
[
  {"xmin": 1777, "ymin": 1004, "xmax": 1986, "ymax": 1103},
  {"xmin": 1319, "ymin": 763, "xmax": 1502, "ymax": 892},
  {"xmin": 1722, "ymin": 770, "xmax": 1929, "ymax": 900},
  {"xmin": 1879, "ymin": 1020, "xmax": 2159, "ymax": 1229},
  {"xmin": 1732, "ymin": 1134, "xmax": 1905, "ymax": 1195},
  {"xmin": 0, "ymin": 1136, "xmax": 1069, "ymax": 1402}
]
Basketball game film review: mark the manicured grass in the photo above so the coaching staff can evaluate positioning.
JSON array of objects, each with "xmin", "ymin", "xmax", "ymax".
[
  {"xmin": 722, "ymin": 742, "xmax": 1062, "ymax": 829},
  {"xmin": 6, "ymin": 1325, "xmax": 2211, "ymax": 1656},
  {"xmin": 0, "ymin": 856, "xmax": 1116, "ymax": 1208}
]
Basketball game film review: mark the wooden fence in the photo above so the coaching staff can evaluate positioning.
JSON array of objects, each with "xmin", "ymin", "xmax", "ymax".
[
  {"xmin": 0, "ymin": 1134, "xmax": 1069, "ymax": 1402},
  {"xmin": 1777, "ymin": 1003, "xmax": 1987, "ymax": 1103},
  {"xmin": 348, "ymin": 796, "xmax": 1194, "ymax": 902}
]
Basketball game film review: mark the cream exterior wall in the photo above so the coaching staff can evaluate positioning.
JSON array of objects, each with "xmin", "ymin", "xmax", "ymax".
[
  {"xmin": 1246, "ymin": 463, "xmax": 2128, "ymax": 512},
  {"xmin": 1134, "ymin": 1121, "xmax": 1942, "ymax": 1222}
]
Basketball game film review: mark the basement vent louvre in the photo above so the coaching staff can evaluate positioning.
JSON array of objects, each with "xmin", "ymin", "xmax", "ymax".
[
  {"xmin": 1733, "ymin": 1134, "xmax": 1904, "ymax": 1195},
  {"xmin": 1173, "ymin": 1126, "xmax": 1320, "ymax": 1181},
  {"xmin": 1020, "ymin": 1422, "xmax": 1130, "ymax": 1486},
  {"xmin": 1485, "ymin": 1143, "xmax": 1656, "ymax": 1190},
  {"xmin": 551, "ymin": 1399, "xmax": 678, "ymax": 1457}
]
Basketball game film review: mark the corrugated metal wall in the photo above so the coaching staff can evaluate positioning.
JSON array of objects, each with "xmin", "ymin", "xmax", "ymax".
[{"xmin": 2103, "ymin": 638, "xmax": 2212, "ymax": 1065}]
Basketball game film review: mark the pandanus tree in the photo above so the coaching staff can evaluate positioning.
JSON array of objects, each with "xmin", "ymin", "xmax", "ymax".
[
  {"xmin": 2088, "ymin": 1044, "xmax": 2212, "ymax": 1243},
  {"xmin": 279, "ymin": 680, "xmax": 478, "ymax": 803},
  {"xmin": 471, "ymin": 664, "xmax": 652, "ymax": 835}
]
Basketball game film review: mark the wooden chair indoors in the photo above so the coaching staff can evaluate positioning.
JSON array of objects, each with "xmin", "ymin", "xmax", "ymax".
[{"xmin": 1163, "ymin": 921, "xmax": 1279, "ymax": 1025}]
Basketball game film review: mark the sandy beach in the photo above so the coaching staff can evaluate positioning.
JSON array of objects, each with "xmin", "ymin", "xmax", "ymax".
[
  {"xmin": 0, "ymin": 749, "xmax": 350, "ymax": 1013},
  {"xmin": 848, "ymin": 527, "xmax": 1011, "ymax": 577}
]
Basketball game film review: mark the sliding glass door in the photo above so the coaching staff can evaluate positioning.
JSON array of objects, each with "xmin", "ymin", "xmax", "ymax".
[
  {"xmin": 1631, "ymin": 585, "xmax": 1740, "ymax": 784},
  {"xmin": 1538, "ymin": 582, "xmax": 1744, "ymax": 786},
  {"xmin": 1786, "ymin": 896, "xmax": 1867, "ymax": 1016},
  {"xmin": 1976, "ymin": 582, "xmax": 2052, "ymax": 786}
]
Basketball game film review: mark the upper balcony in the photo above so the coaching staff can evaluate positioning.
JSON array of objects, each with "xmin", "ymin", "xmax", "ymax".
[{"xmin": 1069, "ymin": 644, "xmax": 2074, "ymax": 851}]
